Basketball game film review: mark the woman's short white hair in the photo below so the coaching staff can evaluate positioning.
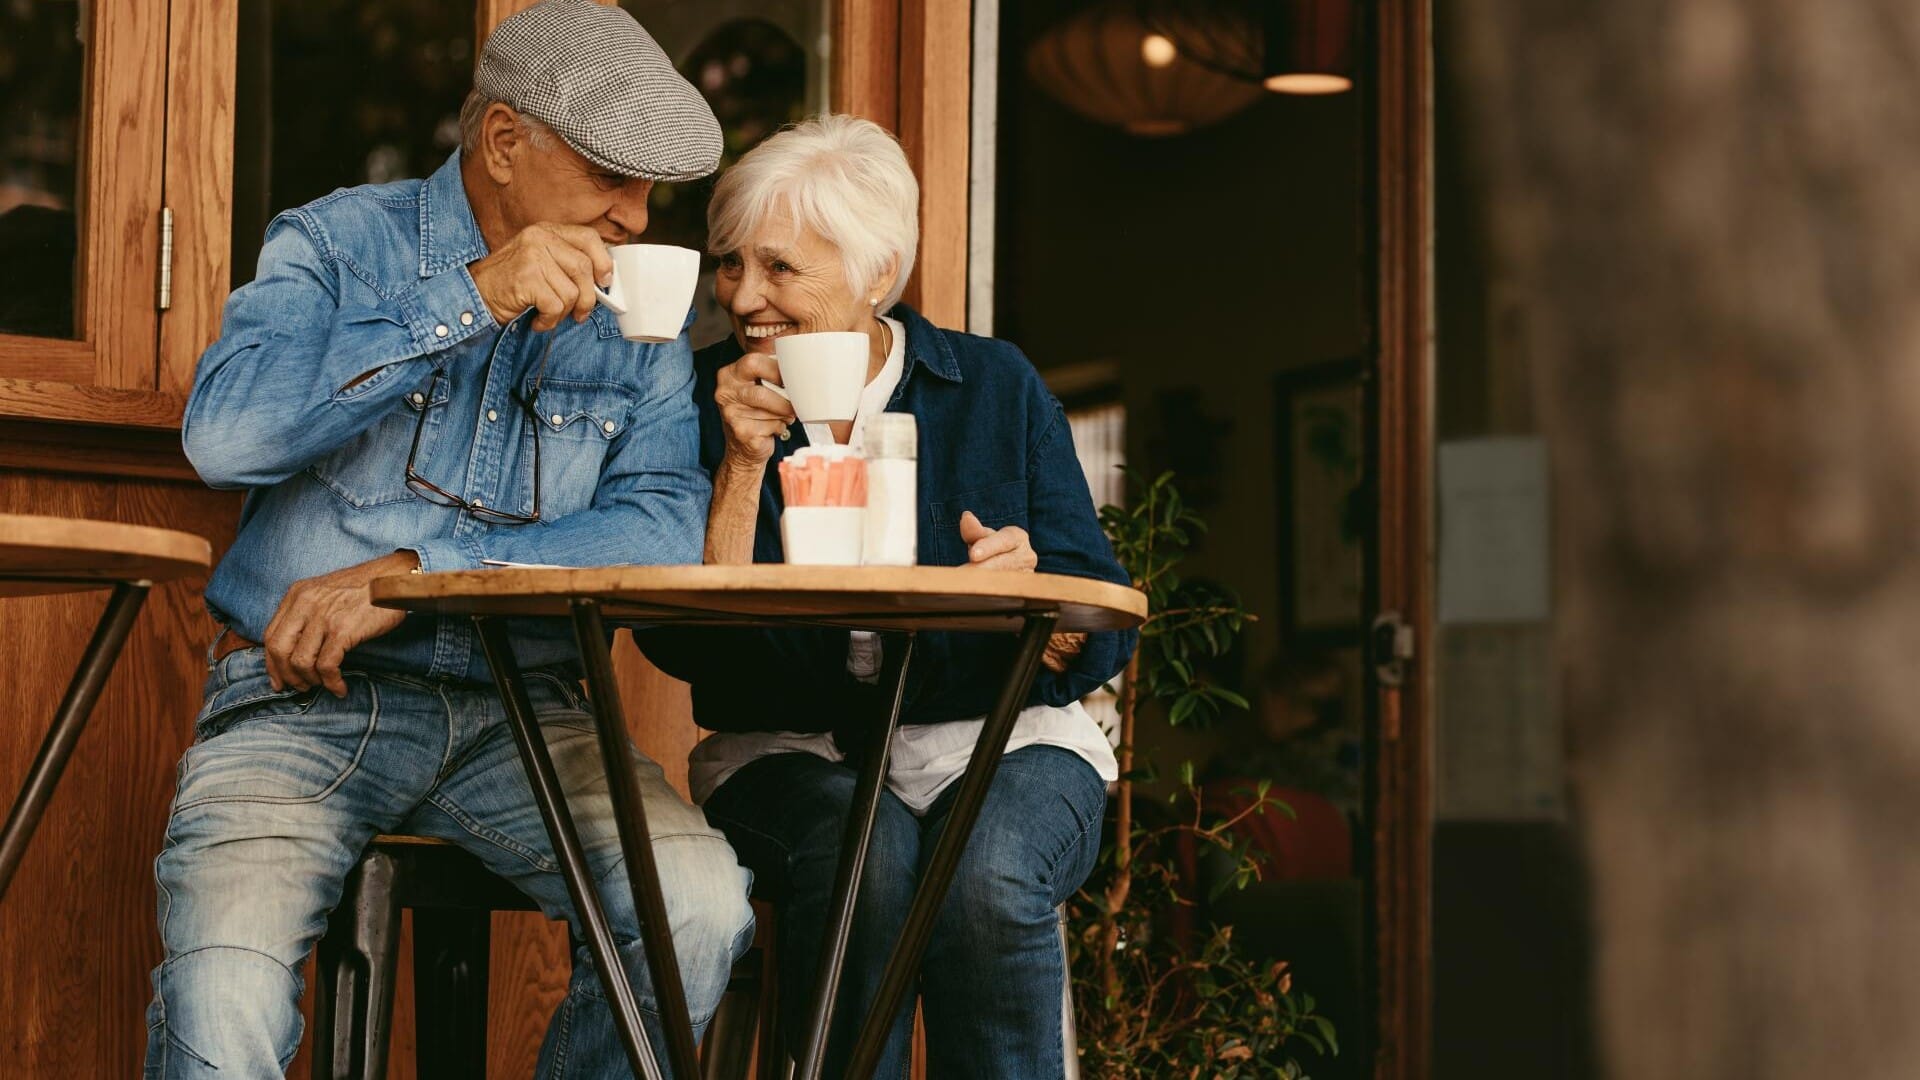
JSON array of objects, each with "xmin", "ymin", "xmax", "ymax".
[{"xmin": 708, "ymin": 114, "xmax": 920, "ymax": 313}]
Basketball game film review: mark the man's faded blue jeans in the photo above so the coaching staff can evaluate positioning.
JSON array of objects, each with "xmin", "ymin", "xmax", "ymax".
[{"xmin": 143, "ymin": 646, "xmax": 754, "ymax": 1079}]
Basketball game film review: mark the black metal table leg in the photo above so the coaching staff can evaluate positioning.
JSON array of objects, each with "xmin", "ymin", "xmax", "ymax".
[
  {"xmin": 569, "ymin": 600, "xmax": 703, "ymax": 1080},
  {"xmin": 796, "ymin": 632, "xmax": 916, "ymax": 1080},
  {"xmin": 0, "ymin": 581, "xmax": 148, "ymax": 902},
  {"xmin": 842, "ymin": 612, "xmax": 1059, "ymax": 1079},
  {"xmin": 474, "ymin": 616, "xmax": 666, "ymax": 1080}
]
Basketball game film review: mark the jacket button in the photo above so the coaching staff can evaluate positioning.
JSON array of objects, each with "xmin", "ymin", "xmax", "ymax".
[
  {"xmin": 459, "ymin": 311, "xmax": 475, "ymax": 326},
  {"xmin": 487, "ymin": 409, "xmax": 498, "ymax": 422},
  {"xmin": 434, "ymin": 324, "xmax": 450, "ymax": 338},
  {"xmin": 550, "ymin": 413, "xmax": 564, "ymax": 426},
  {"xmin": 410, "ymin": 392, "xmax": 424, "ymax": 405},
  {"xmin": 603, "ymin": 420, "xmax": 616, "ymax": 433}
]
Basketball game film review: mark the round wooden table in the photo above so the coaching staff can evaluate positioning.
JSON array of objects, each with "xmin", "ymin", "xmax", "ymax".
[
  {"xmin": 0, "ymin": 514, "xmax": 211, "ymax": 902},
  {"xmin": 373, "ymin": 565, "xmax": 1143, "ymax": 1080}
]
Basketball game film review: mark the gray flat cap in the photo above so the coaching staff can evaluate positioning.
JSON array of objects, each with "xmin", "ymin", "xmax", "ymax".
[{"xmin": 475, "ymin": 0, "xmax": 721, "ymax": 182}]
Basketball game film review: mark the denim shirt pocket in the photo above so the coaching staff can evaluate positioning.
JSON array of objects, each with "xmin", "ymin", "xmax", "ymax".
[
  {"xmin": 307, "ymin": 372, "xmax": 450, "ymax": 509},
  {"xmin": 928, "ymin": 479, "xmax": 1029, "ymax": 565},
  {"xmin": 526, "ymin": 379, "xmax": 636, "ymax": 521}
]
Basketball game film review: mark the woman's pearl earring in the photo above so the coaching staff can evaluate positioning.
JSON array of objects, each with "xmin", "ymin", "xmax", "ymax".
[{"xmin": 869, "ymin": 297, "xmax": 879, "ymax": 308}]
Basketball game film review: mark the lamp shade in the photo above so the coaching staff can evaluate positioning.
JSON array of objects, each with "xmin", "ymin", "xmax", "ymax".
[
  {"xmin": 1143, "ymin": 0, "xmax": 1355, "ymax": 95},
  {"xmin": 1026, "ymin": 1, "xmax": 1265, "ymax": 137},
  {"xmin": 1262, "ymin": 0, "xmax": 1352, "ymax": 92}
]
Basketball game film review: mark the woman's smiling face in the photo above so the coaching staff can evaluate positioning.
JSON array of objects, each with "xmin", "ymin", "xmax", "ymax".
[{"xmin": 713, "ymin": 210, "xmax": 873, "ymax": 355}]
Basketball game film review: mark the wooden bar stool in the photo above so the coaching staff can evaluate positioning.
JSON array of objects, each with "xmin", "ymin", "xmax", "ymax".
[
  {"xmin": 315, "ymin": 835, "xmax": 780, "ymax": 1080},
  {"xmin": 0, "ymin": 514, "xmax": 209, "ymax": 903}
]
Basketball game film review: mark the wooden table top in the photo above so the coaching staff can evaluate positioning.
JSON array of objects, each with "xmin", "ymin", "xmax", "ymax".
[
  {"xmin": 372, "ymin": 564, "xmax": 1147, "ymax": 634},
  {"xmin": 0, "ymin": 513, "xmax": 212, "ymax": 598}
]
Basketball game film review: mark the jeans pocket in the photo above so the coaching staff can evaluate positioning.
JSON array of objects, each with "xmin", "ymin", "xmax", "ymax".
[{"xmin": 175, "ymin": 679, "xmax": 380, "ymax": 812}]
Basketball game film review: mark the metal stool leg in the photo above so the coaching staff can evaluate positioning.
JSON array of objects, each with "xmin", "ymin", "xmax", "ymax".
[
  {"xmin": 570, "ymin": 600, "xmax": 702, "ymax": 1079},
  {"xmin": 413, "ymin": 906, "xmax": 492, "ymax": 1080},
  {"xmin": 795, "ymin": 632, "xmax": 914, "ymax": 1080},
  {"xmin": 0, "ymin": 581, "xmax": 147, "ymax": 901},
  {"xmin": 314, "ymin": 848, "xmax": 403, "ymax": 1080},
  {"xmin": 843, "ymin": 613, "xmax": 1058, "ymax": 1079},
  {"xmin": 474, "ymin": 616, "xmax": 666, "ymax": 1080}
]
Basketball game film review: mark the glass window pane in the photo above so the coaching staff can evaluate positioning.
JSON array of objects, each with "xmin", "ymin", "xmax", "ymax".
[
  {"xmin": 0, "ymin": 0, "xmax": 86, "ymax": 341},
  {"xmin": 623, "ymin": 1, "xmax": 829, "ymax": 348},
  {"xmin": 231, "ymin": 0, "xmax": 474, "ymax": 286}
]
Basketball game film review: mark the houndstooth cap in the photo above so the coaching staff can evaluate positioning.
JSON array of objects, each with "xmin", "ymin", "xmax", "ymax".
[{"xmin": 475, "ymin": 0, "xmax": 721, "ymax": 182}]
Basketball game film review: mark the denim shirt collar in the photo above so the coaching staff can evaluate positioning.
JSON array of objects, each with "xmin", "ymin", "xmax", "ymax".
[
  {"xmin": 418, "ymin": 151, "xmax": 490, "ymax": 279},
  {"xmin": 892, "ymin": 304, "xmax": 963, "ymax": 387}
]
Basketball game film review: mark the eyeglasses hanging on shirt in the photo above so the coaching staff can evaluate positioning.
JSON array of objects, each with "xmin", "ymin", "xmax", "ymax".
[{"xmin": 402, "ymin": 324, "xmax": 554, "ymax": 525}]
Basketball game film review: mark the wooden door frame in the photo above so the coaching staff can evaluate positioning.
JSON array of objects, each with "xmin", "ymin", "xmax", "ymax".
[{"xmin": 1368, "ymin": 0, "xmax": 1435, "ymax": 1078}]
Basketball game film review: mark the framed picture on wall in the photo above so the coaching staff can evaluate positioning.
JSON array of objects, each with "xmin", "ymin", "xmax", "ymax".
[{"xmin": 1275, "ymin": 356, "xmax": 1368, "ymax": 645}]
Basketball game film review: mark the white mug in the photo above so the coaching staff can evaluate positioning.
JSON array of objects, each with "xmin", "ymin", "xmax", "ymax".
[
  {"xmin": 763, "ymin": 331, "xmax": 867, "ymax": 423},
  {"xmin": 594, "ymin": 244, "xmax": 701, "ymax": 343}
]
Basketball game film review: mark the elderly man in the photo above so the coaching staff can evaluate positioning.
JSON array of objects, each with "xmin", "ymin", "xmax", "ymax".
[{"xmin": 143, "ymin": 3, "xmax": 751, "ymax": 1077}]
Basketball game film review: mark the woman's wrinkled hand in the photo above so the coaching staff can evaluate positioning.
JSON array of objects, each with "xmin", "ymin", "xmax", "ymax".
[
  {"xmin": 714, "ymin": 352, "xmax": 798, "ymax": 468},
  {"xmin": 956, "ymin": 510, "xmax": 1038, "ymax": 571},
  {"xmin": 957, "ymin": 511, "xmax": 1083, "ymax": 672}
]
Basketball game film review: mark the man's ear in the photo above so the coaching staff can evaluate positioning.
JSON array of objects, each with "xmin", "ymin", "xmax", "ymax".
[{"xmin": 478, "ymin": 103, "xmax": 523, "ymax": 185}]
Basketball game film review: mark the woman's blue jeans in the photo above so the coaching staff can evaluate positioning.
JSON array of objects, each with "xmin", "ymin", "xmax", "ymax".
[
  {"xmin": 703, "ymin": 744, "xmax": 1107, "ymax": 1080},
  {"xmin": 143, "ymin": 647, "xmax": 755, "ymax": 1079}
]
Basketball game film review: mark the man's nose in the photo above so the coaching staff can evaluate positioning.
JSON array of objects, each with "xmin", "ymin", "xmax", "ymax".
[{"xmin": 607, "ymin": 179, "xmax": 653, "ymax": 238}]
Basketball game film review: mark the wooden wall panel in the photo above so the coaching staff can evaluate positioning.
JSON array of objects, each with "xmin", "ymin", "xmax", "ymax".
[{"xmin": 0, "ymin": 468, "xmax": 238, "ymax": 1078}]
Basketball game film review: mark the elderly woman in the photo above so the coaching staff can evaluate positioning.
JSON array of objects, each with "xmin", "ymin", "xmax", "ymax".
[{"xmin": 640, "ymin": 115, "xmax": 1134, "ymax": 1079}]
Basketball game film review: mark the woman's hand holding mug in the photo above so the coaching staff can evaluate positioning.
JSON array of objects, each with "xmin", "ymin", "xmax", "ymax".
[{"xmin": 715, "ymin": 353, "xmax": 798, "ymax": 468}]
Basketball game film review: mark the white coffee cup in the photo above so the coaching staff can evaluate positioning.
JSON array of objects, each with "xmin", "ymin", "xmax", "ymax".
[
  {"xmin": 763, "ymin": 331, "xmax": 867, "ymax": 423},
  {"xmin": 593, "ymin": 244, "xmax": 701, "ymax": 343}
]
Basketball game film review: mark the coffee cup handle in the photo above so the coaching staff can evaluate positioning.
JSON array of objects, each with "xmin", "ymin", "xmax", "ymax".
[
  {"xmin": 593, "ymin": 270, "xmax": 627, "ymax": 315},
  {"xmin": 757, "ymin": 379, "xmax": 791, "ymax": 403}
]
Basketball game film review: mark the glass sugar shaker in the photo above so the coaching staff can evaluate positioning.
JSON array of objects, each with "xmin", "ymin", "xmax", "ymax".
[{"xmin": 860, "ymin": 411, "xmax": 918, "ymax": 566}]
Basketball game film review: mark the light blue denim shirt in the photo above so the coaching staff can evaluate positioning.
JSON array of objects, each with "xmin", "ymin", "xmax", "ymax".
[{"xmin": 184, "ymin": 151, "xmax": 709, "ymax": 684}]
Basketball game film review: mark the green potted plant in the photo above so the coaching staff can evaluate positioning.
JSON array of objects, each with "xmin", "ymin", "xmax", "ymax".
[{"xmin": 1069, "ymin": 470, "xmax": 1338, "ymax": 1078}]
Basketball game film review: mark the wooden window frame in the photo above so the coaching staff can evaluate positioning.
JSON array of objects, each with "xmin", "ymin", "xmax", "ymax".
[{"xmin": 0, "ymin": 0, "xmax": 236, "ymax": 430}]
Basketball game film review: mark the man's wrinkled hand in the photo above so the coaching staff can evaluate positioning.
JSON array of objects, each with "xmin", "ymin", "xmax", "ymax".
[
  {"xmin": 263, "ymin": 551, "xmax": 418, "ymax": 697},
  {"xmin": 468, "ymin": 223, "xmax": 614, "ymax": 332}
]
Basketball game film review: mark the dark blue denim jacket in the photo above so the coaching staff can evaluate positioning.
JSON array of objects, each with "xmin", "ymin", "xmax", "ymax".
[
  {"xmin": 637, "ymin": 305, "xmax": 1138, "ymax": 730},
  {"xmin": 184, "ymin": 151, "xmax": 708, "ymax": 684}
]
